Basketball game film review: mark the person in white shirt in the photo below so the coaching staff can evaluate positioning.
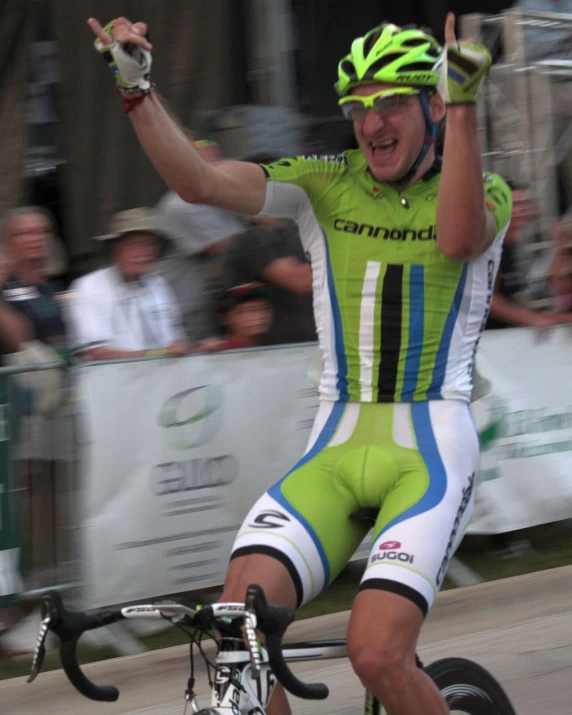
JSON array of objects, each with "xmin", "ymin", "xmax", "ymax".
[
  {"xmin": 68, "ymin": 208, "xmax": 191, "ymax": 360},
  {"xmin": 156, "ymin": 140, "xmax": 246, "ymax": 341}
]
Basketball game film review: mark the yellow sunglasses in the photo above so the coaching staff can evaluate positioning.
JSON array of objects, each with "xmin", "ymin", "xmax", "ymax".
[{"xmin": 338, "ymin": 87, "xmax": 420, "ymax": 121}]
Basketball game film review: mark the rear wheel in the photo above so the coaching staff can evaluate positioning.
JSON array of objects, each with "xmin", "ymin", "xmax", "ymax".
[
  {"xmin": 425, "ymin": 657, "xmax": 516, "ymax": 714},
  {"xmin": 365, "ymin": 657, "xmax": 516, "ymax": 714}
]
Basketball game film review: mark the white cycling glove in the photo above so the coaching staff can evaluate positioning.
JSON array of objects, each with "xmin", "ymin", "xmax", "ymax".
[{"xmin": 94, "ymin": 21, "xmax": 152, "ymax": 93}]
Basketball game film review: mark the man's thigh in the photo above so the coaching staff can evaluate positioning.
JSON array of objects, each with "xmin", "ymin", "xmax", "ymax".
[
  {"xmin": 230, "ymin": 453, "xmax": 367, "ymax": 607},
  {"xmin": 359, "ymin": 400, "xmax": 479, "ymax": 616},
  {"xmin": 222, "ymin": 553, "xmax": 298, "ymax": 609}
]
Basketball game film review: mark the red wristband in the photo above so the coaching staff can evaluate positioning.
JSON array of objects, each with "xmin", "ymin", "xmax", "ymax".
[{"xmin": 120, "ymin": 91, "xmax": 148, "ymax": 114}]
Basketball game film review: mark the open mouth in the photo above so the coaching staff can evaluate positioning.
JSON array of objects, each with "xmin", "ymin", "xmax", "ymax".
[{"xmin": 370, "ymin": 139, "xmax": 398, "ymax": 159}]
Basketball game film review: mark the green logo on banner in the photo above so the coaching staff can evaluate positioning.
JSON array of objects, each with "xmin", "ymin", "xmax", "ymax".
[
  {"xmin": 477, "ymin": 396, "xmax": 509, "ymax": 482},
  {"xmin": 475, "ymin": 395, "xmax": 572, "ymax": 470},
  {"xmin": 158, "ymin": 377, "xmax": 224, "ymax": 450}
]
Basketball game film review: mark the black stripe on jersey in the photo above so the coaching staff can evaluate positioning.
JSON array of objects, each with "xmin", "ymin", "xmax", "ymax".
[{"xmin": 377, "ymin": 264, "xmax": 403, "ymax": 402}]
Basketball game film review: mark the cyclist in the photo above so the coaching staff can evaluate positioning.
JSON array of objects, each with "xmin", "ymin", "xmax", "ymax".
[{"xmin": 88, "ymin": 13, "xmax": 511, "ymax": 715}]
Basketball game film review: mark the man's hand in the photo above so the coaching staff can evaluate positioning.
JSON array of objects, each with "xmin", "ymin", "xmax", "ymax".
[
  {"xmin": 554, "ymin": 312, "xmax": 572, "ymax": 325},
  {"xmin": 440, "ymin": 13, "xmax": 492, "ymax": 105},
  {"xmin": 193, "ymin": 338, "xmax": 227, "ymax": 352},
  {"xmin": 530, "ymin": 312, "xmax": 572, "ymax": 328},
  {"xmin": 165, "ymin": 339, "xmax": 192, "ymax": 357},
  {"xmin": 87, "ymin": 17, "xmax": 153, "ymax": 92}
]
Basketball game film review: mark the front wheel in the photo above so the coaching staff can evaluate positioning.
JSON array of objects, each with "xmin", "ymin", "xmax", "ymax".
[{"xmin": 425, "ymin": 657, "xmax": 516, "ymax": 714}]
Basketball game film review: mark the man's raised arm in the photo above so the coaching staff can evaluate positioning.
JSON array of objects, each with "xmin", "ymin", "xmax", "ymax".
[
  {"xmin": 436, "ymin": 14, "xmax": 496, "ymax": 260},
  {"xmin": 87, "ymin": 16, "xmax": 267, "ymax": 215}
]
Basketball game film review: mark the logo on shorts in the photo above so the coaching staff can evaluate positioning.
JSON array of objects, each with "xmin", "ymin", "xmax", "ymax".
[
  {"xmin": 435, "ymin": 473, "xmax": 475, "ymax": 586},
  {"xmin": 370, "ymin": 550, "xmax": 414, "ymax": 565},
  {"xmin": 370, "ymin": 539, "xmax": 414, "ymax": 565},
  {"xmin": 379, "ymin": 541, "xmax": 401, "ymax": 550},
  {"xmin": 249, "ymin": 510, "xmax": 291, "ymax": 529}
]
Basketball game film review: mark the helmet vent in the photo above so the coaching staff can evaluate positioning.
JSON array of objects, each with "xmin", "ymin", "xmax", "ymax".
[
  {"xmin": 340, "ymin": 59, "xmax": 358, "ymax": 82},
  {"xmin": 398, "ymin": 61, "xmax": 436, "ymax": 72},
  {"xmin": 400, "ymin": 38, "xmax": 427, "ymax": 48},
  {"xmin": 426, "ymin": 45, "xmax": 442, "ymax": 59},
  {"xmin": 367, "ymin": 53, "xmax": 404, "ymax": 73},
  {"xmin": 363, "ymin": 28, "xmax": 382, "ymax": 57}
]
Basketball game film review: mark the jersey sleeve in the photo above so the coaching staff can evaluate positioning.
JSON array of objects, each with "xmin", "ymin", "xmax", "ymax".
[
  {"xmin": 258, "ymin": 154, "xmax": 349, "ymax": 250},
  {"xmin": 483, "ymin": 172, "xmax": 513, "ymax": 236},
  {"xmin": 260, "ymin": 154, "xmax": 348, "ymax": 219}
]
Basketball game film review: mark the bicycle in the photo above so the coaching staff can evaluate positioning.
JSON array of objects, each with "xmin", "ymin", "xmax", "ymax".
[{"xmin": 28, "ymin": 583, "xmax": 517, "ymax": 714}]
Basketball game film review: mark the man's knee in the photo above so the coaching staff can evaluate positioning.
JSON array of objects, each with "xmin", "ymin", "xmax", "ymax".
[
  {"xmin": 346, "ymin": 589, "xmax": 422, "ymax": 700},
  {"xmin": 347, "ymin": 630, "xmax": 414, "ymax": 697}
]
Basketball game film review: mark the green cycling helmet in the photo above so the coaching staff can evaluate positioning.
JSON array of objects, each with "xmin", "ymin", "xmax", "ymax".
[{"xmin": 335, "ymin": 23, "xmax": 443, "ymax": 96}]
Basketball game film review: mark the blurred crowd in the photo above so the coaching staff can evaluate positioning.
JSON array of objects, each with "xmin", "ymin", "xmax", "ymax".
[{"xmin": 0, "ymin": 141, "xmax": 318, "ymax": 367}]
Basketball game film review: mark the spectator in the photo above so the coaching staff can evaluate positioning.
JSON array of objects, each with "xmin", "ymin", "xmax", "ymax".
[
  {"xmin": 156, "ymin": 140, "xmax": 245, "ymax": 341},
  {"xmin": 515, "ymin": 0, "xmax": 572, "ymax": 206},
  {"xmin": 67, "ymin": 209, "xmax": 190, "ymax": 360},
  {"xmin": 0, "ymin": 278, "xmax": 31, "ymax": 355},
  {"xmin": 222, "ymin": 213, "xmax": 316, "ymax": 345},
  {"xmin": 0, "ymin": 206, "xmax": 71, "ymax": 590},
  {"xmin": 486, "ymin": 182, "xmax": 572, "ymax": 329},
  {"xmin": 548, "ymin": 214, "xmax": 572, "ymax": 309},
  {"xmin": 1, "ymin": 207, "xmax": 68, "ymax": 361},
  {"xmin": 215, "ymin": 282, "xmax": 273, "ymax": 350}
]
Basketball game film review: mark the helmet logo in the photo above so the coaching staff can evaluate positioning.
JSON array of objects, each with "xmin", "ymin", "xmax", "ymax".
[{"xmin": 394, "ymin": 73, "xmax": 436, "ymax": 83}]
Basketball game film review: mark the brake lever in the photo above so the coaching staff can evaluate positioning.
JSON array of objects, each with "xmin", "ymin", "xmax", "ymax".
[
  {"xmin": 27, "ymin": 615, "xmax": 51, "ymax": 683},
  {"xmin": 246, "ymin": 584, "xmax": 329, "ymax": 700},
  {"xmin": 28, "ymin": 590, "xmax": 65, "ymax": 683},
  {"xmin": 244, "ymin": 591, "xmax": 262, "ymax": 679}
]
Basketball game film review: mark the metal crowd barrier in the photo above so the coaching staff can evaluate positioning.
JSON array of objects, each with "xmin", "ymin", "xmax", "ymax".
[{"xmin": 0, "ymin": 362, "xmax": 80, "ymax": 606}]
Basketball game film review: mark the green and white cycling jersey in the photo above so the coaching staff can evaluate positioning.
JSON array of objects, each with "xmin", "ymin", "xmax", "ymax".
[{"xmin": 260, "ymin": 151, "xmax": 512, "ymax": 403}]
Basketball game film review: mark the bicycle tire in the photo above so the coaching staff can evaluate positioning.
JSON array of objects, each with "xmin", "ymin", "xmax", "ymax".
[{"xmin": 425, "ymin": 657, "xmax": 516, "ymax": 714}]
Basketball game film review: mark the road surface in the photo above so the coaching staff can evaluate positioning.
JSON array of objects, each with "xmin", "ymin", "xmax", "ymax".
[{"xmin": 2, "ymin": 566, "xmax": 572, "ymax": 714}]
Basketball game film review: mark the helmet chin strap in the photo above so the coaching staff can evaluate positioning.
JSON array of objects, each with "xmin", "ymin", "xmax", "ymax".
[{"xmin": 393, "ymin": 90, "xmax": 439, "ymax": 188}]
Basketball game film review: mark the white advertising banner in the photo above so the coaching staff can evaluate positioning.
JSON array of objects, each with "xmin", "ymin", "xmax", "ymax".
[
  {"xmin": 78, "ymin": 346, "xmax": 320, "ymax": 608},
  {"xmin": 79, "ymin": 329, "xmax": 572, "ymax": 606},
  {"xmin": 470, "ymin": 326, "xmax": 572, "ymax": 534}
]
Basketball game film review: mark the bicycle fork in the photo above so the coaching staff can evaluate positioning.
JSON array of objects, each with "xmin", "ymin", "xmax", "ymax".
[{"xmin": 208, "ymin": 637, "xmax": 277, "ymax": 714}]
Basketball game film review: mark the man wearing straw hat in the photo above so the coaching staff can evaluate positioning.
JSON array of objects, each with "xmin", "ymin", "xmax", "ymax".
[{"xmin": 67, "ymin": 208, "xmax": 190, "ymax": 360}]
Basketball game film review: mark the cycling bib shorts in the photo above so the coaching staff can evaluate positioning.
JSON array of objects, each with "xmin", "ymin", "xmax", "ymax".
[{"xmin": 231, "ymin": 399, "xmax": 478, "ymax": 616}]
